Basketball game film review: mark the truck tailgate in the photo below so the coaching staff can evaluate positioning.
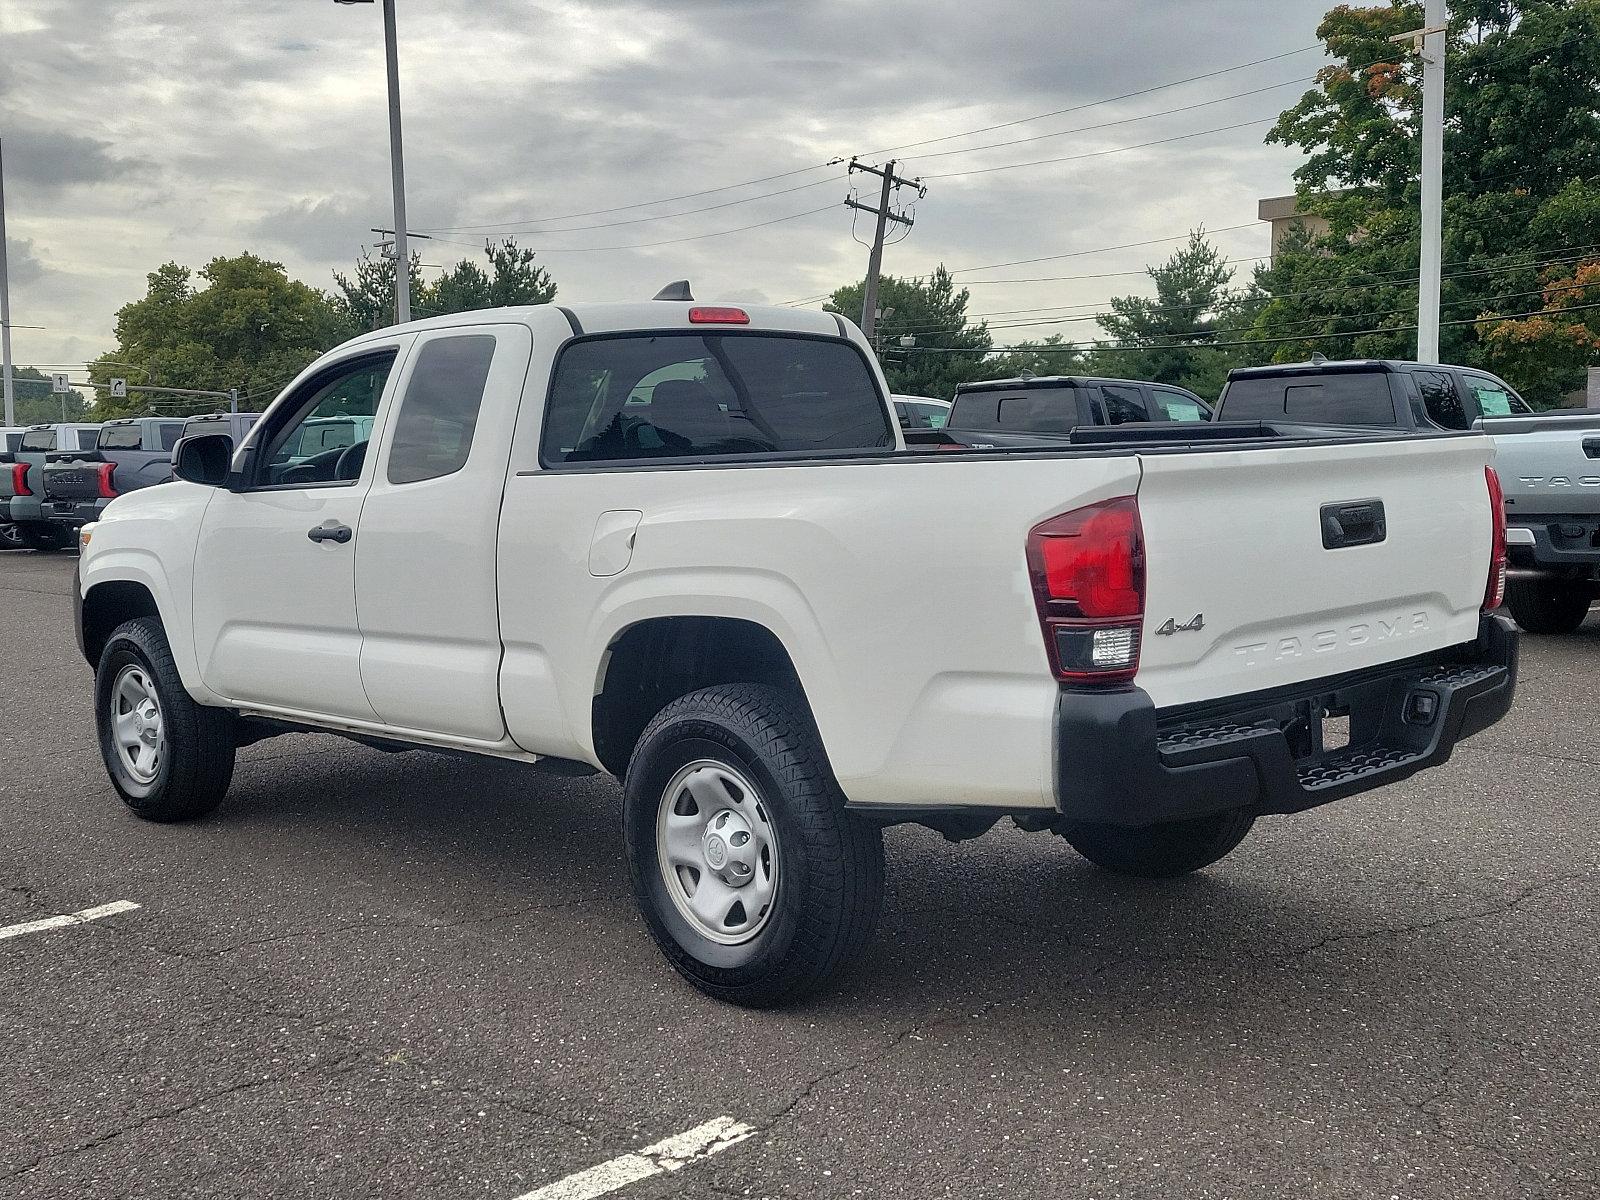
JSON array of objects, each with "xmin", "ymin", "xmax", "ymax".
[
  {"xmin": 1476, "ymin": 412, "xmax": 1600, "ymax": 517},
  {"xmin": 41, "ymin": 454, "xmax": 106, "ymax": 501},
  {"xmin": 1135, "ymin": 435, "xmax": 1494, "ymax": 708}
]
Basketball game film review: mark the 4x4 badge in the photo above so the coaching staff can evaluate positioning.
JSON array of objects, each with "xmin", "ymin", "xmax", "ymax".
[{"xmin": 1155, "ymin": 614, "xmax": 1205, "ymax": 636}]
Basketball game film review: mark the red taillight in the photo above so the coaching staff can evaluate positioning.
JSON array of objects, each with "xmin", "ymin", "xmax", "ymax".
[
  {"xmin": 10, "ymin": 462, "xmax": 30, "ymax": 497},
  {"xmin": 95, "ymin": 462, "xmax": 118, "ymax": 499},
  {"xmin": 1484, "ymin": 466, "xmax": 1506, "ymax": 611},
  {"xmin": 1026, "ymin": 496, "xmax": 1145, "ymax": 683},
  {"xmin": 687, "ymin": 306, "xmax": 750, "ymax": 325}
]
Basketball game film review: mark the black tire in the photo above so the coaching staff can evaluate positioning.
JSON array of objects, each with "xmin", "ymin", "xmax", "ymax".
[
  {"xmin": 1504, "ymin": 578, "xmax": 1592, "ymax": 635},
  {"xmin": 95, "ymin": 617, "xmax": 236, "ymax": 822},
  {"xmin": 0, "ymin": 523, "xmax": 22, "ymax": 550},
  {"xmin": 15, "ymin": 524, "xmax": 69, "ymax": 551},
  {"xmin": 622, "ymin": 683, "xmax": 884, "ymax": 1007},
  {"xmin": 1057, "ymin": 808, "xmax": 1255, "ymax": 879}
]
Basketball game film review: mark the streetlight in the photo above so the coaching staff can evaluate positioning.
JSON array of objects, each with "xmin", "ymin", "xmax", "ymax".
[{"xmin": 335, "ymin": 0, "xmax": 411, "ymax": 325}]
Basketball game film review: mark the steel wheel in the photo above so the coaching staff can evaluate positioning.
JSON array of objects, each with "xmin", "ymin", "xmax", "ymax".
[
  {"xmin": 655, "ymin": 759, "xmax": 780, "ymax": 945},
  {"xmin": 109, "ymin": 664, "xmax": 164, "ymax": 785}
]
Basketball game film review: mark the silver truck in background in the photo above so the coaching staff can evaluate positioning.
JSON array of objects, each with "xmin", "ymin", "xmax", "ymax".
[{"xmin": 1215, "ymin": 359, "xmax": 1600, "ymax": 634}]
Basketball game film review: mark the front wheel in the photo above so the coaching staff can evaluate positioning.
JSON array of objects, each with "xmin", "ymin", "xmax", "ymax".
[
  {"xmin": 622, "ymin": 683, "xmax": 884, "ymax": 1007},
  {"xmin": 1057, "ymin": 808, "xmax": 1255, "ymax": 879},
  {"xmin": 95, "ymin": 617, "xmax": 236, "ymax": 821},
  {"xmin": 1504, "ymin": 578, "xmax": 1592, "ymax": 635}
]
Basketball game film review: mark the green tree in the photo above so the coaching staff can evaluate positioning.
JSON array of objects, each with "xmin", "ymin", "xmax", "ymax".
[
  {"xmin": 827, "ymin": 267, "xmax": 993, "ymax": 398},
  {"xmin": 88, "ymin": 254, "xmax": 347, "ymax": 417},
  {"xmin": 334, "ymin": 238, "xmax": 557, "ymax": 333},
  {"xmin": 1094, "ymin": 230, "xmax": 1239, "ymax": 395},
  {"xmin": 1244, "ymin": 0, "xmax": 1600, "ymax": 401},
  {"xmin": 6, "ymin": 366, "xmax": 90, "ymax": 425}
]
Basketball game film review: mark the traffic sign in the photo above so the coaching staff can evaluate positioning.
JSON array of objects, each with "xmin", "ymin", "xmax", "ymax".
[
  {"xmin": 51, "ymin": 373, "xmax": 69, "ymax": 394},
  {"xmin": 110, "ymin": 378, "xmax": 127, "ymax": 398}
]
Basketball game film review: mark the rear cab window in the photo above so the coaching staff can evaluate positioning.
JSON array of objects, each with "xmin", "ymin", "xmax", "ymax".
[
  {"xmin": 541, "ymin": 333, "xmax": 893, "ymax": 465},
  {"xmin": 1223, "ymin": 374, "xmax": 1397, "ymax": 425},
  {"xmin": 950, "ymin": 388, "xmax": 1080, "ymax": 433},
  {"xmin": 97, "ymin": 425, "xmax": 145, "ymax": 451},
  {"xmin": 20, "ymin": 430, "xmax": 56, "ymax": 452}
]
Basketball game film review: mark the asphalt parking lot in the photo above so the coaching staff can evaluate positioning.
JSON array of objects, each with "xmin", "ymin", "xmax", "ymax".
[{"xmin": 2, "ymin": 549, "xmax": 1596, "ymax": 1200}]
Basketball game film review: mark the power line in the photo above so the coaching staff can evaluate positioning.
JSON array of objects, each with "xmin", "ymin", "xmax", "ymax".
[
  {"xmin": 950, "ymin": 221, "xmax": 1261, "ymax": 275},
  {"xmin": 905, "ymin": 77, "xmax": 1310, "ymax": 165},
  {"xmin": 922, "ymin": 117, "xmax": 1279, "ymax": 181},
  {"xmin": 426, "ymin": 202, "xmax": 840, "ymax": 253},
  {"xmin": 858, "ymin": 43, "xmax": 1323, "ymax": 159},
  {"xmin": 901, "ymin": 298, "xmax": 1600, "ymax": 355},
  {"xmin": 416, "ymin": 161, "xmax": 841, "ymax": 233},
  {"xmin": 415, "ymin": 174, "xmax": 846, "ymax": 238}
]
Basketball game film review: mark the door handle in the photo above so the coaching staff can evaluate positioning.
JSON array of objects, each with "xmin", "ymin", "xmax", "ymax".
[
  {"xmin": 307, "ymin": 522, "xmax": 353, "ymax": 544},
  {"xmin": 1320, "ymin": 499, "xmax": 1386, "ymax": 549}
]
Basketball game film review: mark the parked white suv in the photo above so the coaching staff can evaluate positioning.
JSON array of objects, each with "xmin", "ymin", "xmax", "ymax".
[{"xmin": 75, "ymin": 298, "xmax": 1517, "ymax": 1004}]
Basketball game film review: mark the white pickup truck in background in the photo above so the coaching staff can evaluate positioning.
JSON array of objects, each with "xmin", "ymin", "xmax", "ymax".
[{"xmin": 74, "ymin": 297, "xmax": 1517, "ymax": 1005}]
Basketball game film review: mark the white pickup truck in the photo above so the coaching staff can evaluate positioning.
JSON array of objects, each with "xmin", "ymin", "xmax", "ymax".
[{"xmin": 75, "ymin": 297, "xmax": 1518, "ymax": 1005}]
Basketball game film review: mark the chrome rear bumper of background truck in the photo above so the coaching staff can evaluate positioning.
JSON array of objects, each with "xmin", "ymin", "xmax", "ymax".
[{"xmin": 1056, "ymin": 613, "xmax": 1518, "ymax": 827}]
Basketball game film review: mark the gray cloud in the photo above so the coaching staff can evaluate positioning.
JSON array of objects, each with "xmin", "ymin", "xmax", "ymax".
[{"xmin": 4, "ymin": 0, "xmax": 1330, "ymax": 366}]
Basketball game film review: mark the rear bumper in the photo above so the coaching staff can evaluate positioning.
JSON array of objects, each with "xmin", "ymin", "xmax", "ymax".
[
  {"xmin": 4, "ymin": 495, "xmax": 43, "ymax": 524},
  {"xmin": 42, "ymin": 497, "xmax": 110, "ymax": 527},
  {"xmin": 1055, "ymin": 613, "xmax": 1518, "ymax": 827},
  {"xmin": 1506, "ymin": 515, "xmax": 1600, "ymax": 575}
]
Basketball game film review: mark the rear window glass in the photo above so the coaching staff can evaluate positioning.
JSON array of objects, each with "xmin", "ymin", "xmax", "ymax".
[
  {"xmin": 160, "ymin": 423, "xmax": 184, "ymax": 450},
  {"xmin": 388, "ymin": 334, "xmax": 497, "ymax": 484},
  {"xmin": 542, "ymin": 334, "xmax": 892, "ymax": 464},
  {"xmin": 20, "ymin": 429, "xmax": 56, "ymax": 451},
  {"xmin": 98, "ymin": 425, "xmax": 144, "ymax": 450},
  {"xmin": 1223, "ymin": 374, "xmax": 1396, "ymax": 425},
  {"xmin": 2, "ymin": 432, "xmax": 20, "ymax": 453},
  {"xmin": 950, "ymin": 389, "xmax": 1079, "ymax": 433}
]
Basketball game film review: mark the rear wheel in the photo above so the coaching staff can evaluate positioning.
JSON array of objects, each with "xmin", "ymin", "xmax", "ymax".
[
  {"xmin": 1057, "ymin": 808, "xmax": 1255, "ymax": 879},
  {"xmin": 95, "ymin": 617, "xmax": 236, "ymax": 821},
  {"xmin": 622, "ymin": 683, "xmax": 884, "ymax": 1007},
  {"xmin": 1504, "ymin": 578, "xmax": 1592, "ymax": 635}
]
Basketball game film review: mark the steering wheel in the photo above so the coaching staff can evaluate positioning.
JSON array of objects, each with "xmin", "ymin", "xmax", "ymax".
[{"xmin": 334, "ymin": 440, "xmax": 368, "ymax": 481}]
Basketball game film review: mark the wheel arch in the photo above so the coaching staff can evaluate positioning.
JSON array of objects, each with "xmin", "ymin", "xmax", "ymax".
[{"xmin": 591, "ymin": 615, "xmax": 816, "ymax": 777}]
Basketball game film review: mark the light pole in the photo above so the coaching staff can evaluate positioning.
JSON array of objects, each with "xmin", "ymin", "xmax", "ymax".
[
  {"xmin": 336, "ymin": 0, "xmax": 411, "ymax": 325},
  {"xmin": 1394, "ymin": 1, "xmax": 1447, "ymax": 362},
  {"xmin": 1, "ymin": 137, "xmax": 15, "ymax": 426}
]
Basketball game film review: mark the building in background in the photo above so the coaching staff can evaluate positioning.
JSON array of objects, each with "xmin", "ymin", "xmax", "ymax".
[{"xmin": 1258, "ymin": 194, "xmax": 1332, "ymax": 263}]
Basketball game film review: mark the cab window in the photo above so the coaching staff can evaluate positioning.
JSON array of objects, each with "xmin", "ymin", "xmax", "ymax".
[
  {"xmin": 1100, "ymin": 384, "xmax": 1149, "ymax": 424},
  {"xmin": 387, "ymin": 335, "xmax": 497, "ymax": 484},
  {"xmin": 1463, "ymin": 374, "xmax": 1530, "ymax": 417},
  {"xmin": 1149, "ymin": 387, "xmax": 1210, "ymax": 422},
  {"xmin": 257, "ymin": 353, "xmax": 394, "ymax": 487},
  {"xmin": 1414, "ymin": 370, "xmax": 1466, "ymax": 429}
]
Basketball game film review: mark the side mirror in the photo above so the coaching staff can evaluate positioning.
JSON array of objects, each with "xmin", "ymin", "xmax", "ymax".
[
  {"xmin": 172, "ymin": 434, "xmax": 233, "ymax": 487},
  {"xmin": 225, "ymin": 443, "xmax": 259, "ymax": 492}
]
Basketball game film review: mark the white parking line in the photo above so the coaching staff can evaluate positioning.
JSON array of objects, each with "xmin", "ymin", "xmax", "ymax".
[
  {"xmin": 514, "ymin": 1116, "xmax": 755, "ymax": 1200},
  {"xmin": 0, "ymin": 900, "xmax": 141, "ymax": 942}
]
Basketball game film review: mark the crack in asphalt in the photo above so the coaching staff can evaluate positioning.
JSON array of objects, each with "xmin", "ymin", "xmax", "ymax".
[{"xmin": 0, "ymin": 1052, "xmax": 360, "ymax": 1182}]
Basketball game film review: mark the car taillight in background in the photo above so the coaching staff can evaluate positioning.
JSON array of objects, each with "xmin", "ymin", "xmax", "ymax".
[
  {"xmin": 1026, "ymin": 496, "xmax": 1145, "ymax": 683},
  {"xmin": 10, "ymin": 462, "xmax": 30, "ymax": 497},
  {"xmin": 1484, "ymin": 466, "xmax": 1506, "ymax": 611}
]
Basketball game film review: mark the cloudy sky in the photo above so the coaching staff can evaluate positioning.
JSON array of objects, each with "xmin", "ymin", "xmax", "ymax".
[{"xmin": 2, "ymin": 0, "xmax": 1335, "ymax": 372}]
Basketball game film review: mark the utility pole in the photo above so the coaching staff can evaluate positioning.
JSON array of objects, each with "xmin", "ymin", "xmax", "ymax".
[
  {"xmin": 845, "ymin": 158, "xmax": 925, "ymax": 344},
  {"xmin": 335, "ymin": 0, "xmax": 411, "ymax": 325},
  {"xmin": 1396, "ymin": 2, "xmax": 1447, "ymax": 362},
  {"xmin": 381, "ymin": 0, "xmax": 410, "ymax": 325},
  {"xmin": 1, "ymin": 137, "xmax": 14, "ymax": 427}
]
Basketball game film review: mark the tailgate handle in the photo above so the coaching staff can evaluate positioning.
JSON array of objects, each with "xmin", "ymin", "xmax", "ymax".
[
  {"xmin": 1584, "ymin": 436, "xmax": 1600, "ymax": 459},
  {"xmin": 1321, "ymin": 499, "xmax": 1386, "ymax": 550}
]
